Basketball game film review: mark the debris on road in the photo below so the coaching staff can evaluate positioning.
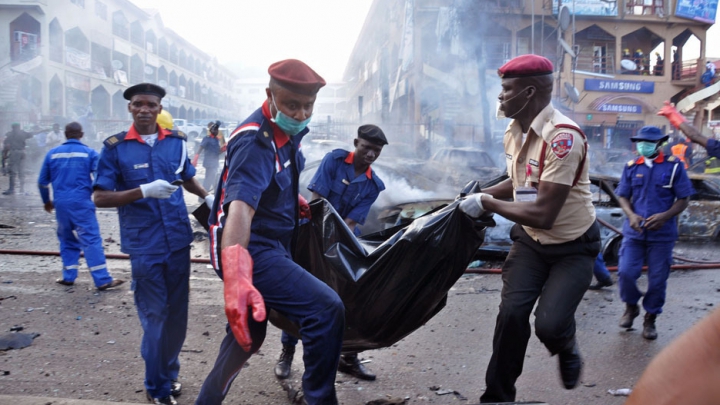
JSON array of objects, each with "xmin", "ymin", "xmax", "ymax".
[
  {"xmin": 0, "ymin": 332, "xmax": 40, "ymax": 350},
  {"xmin": 608, "ymin": 388, "xmax": 633, "ymax": 396}
]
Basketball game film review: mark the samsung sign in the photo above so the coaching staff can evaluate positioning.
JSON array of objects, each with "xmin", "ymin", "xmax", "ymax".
[
  {"xmin": 584, "ymin": 79, "xmax": 654, "ymax": 93},
  {"xmin": 597, "ymin": 104, "xmax": 642, "ymax": 114}
]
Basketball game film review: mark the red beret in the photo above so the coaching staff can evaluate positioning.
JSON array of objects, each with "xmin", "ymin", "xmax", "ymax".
[
  {"xmin": 498, "ymin": 55, "xmax": 554, "ymax": 79},
  {"xmin": 268, "ymin": 59, "xmax": 326, "ymax": 96}
]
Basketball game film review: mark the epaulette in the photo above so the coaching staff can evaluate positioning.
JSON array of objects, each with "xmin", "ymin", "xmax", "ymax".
[
  {"xmin": 168, "ymin": 130, "xmax": 187, "ymax": 140},
  {"xmin": 103, "ymin": 132, "xmax": 126, "ymax": 149},
  {"xmin": 627, "ymin": 159, "xmax": 636, "ymax": 167},
  {"xmin": 667, "ymin": 155, "xmax": 677, "ymax": 162}
]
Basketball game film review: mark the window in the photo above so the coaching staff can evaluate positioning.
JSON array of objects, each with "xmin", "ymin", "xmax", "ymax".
[
  {"xmin": 71, "ymin": 0, "xmax": 85, "ymax": 7},
  {"xmin": 626, "ymin": 0, "xmax": 664, "ymax": 15},
  {"xmin": 95, "ymin": 1, "xmax": 107, "ymax": 20},
  {"xmin": 112, "ymin": 11, "xmax": 129, "ymax": 39},
  {"xmin": 130, "ymin": 21, "xmax": 144, "ymax": 47},
  {"xmin": 49, "ymin": 18, "xmax": 63, "ymax": 63}
]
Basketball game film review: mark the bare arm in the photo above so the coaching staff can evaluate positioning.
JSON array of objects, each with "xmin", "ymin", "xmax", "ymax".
[
  {"xmin": 182, "ymin": 177, "xmax": 210, "ymax": 199},
  {"xmin": 481, "ymin": 180, "xmax": 571, "ymax": 230},
  {"xmin": 618, "ymin": 195, "xmax": 644, "ymax": 232},
  {"xmin": 93, "ymin": 188, "xmax": 144, "ymax": 208},
  {"xmin": 482, "ymin": 178, "xmax": 515, "ymax": 200},
  {"xmin": 626, "ymin": 308, "xmax": 720, "ymax": 405},
  {"xmin": 678, "ymin": 122, "xmax": 709, "ymax": 148},
  {"xmin": 221, "ymin": 200, "xmax": 255, "ymax": 249}
]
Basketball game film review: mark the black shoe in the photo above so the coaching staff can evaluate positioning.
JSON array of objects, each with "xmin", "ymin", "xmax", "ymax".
[
  {"xmin": 619, "ymin": 304, "xmax": 640, "ymax": 328},
  {"xmin": 274, "ymin": 344, "xmax": 295, "ymax": 379},
  {"xmin": 55, "ymin": 278, "xmax": 74, "ymax": 286},
  {"xmin": 588, "ymin": 278, "xmax": 614, "ymax": 290},
  {"xmin": 171, "ymin": 380, "xmax": 181, "ymax": 397},
  {"xmin": 558, "ymin": 340, "xmax": 582, "ymax": 389},
  {"xmin": 338, "ymin": 353, "xmax": 376, "ymax": 381},
  {"xmin": 146, "ymin": 391, "xmax": 177, "ymax": 405},
  {"xmin": 642, "ymin": 313, "xmax": 658, "ymax": 340},
  {"xmin": 97, "ymin": 279, "xmax": 124, "ymax": 291},
  {"xmin": 2, "ymin": 189, "xmax": 13, "ymax": 195}
]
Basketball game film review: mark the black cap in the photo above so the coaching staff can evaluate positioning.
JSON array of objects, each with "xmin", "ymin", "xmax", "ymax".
[
  {"xmin": 123, "ymin": 83, "xmax": 166, "ymax": 100},
  {"xmin": 357, "ymin": 124, "xmax": 388, "ymax": 146}
]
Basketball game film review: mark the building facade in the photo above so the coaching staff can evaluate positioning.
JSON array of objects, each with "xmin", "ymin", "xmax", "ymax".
[
  {"xmin": 0, "ymin": 0, "xmax": 239, "ymax": 134},
  {"xmin": 343, "ymin": 0, "xmax": 717, "ymax": 157}
]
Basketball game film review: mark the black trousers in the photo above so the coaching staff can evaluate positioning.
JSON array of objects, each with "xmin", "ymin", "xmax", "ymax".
[{"xmin": 480, "ymin": 221, "xmax": 601, "ymax": 403}]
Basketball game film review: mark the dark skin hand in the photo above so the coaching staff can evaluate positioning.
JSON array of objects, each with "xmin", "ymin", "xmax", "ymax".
[
  {"xmin": 618, "ymin": 196, "xmax": 688, "ymax": 232},
  {"xmin": 44, "ymin": 201, "xmax": 54, "ymax": 213},
  {"xmin": 482, "ymin": 178, "xmax": 571, "ymax": 230}
]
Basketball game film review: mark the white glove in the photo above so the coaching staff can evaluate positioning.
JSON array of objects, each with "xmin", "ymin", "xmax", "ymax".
[
  {"xmin": 459, "ymin": 193, "xmax": 493, "ymax": 218},
  {"xmin": 139, "ymin": 179, "xmax": 179, "ymax": 199},
  {"xmin": 204, "ymin": 194, "xmax": 215, "ymax": 209}
]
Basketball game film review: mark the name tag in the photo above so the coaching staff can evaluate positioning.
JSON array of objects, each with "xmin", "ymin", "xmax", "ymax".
[
  {"xmin": 342, "ymin": 179, "xmax": 350, "ymax": 185},
  {"xmin": 528, "ymin": 159, "xmax": 539, "ymax": 167},
  {"xmin": 283, "ymin": 160, "xmax": 291, "ymax": 168},
  {"xmin": 134, "ymin": 163, "xmax": 149, "ymax": 169},
  {"xmin": 636, "ymin": 174, "xmax": 643, "ymax": 177},
  {"xmin": 505, "ymin": 153, "xmax": 512, "ymax": 160}
]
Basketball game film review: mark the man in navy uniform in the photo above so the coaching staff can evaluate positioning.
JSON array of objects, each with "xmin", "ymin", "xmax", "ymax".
[
  {"xmin": 38, "ymin": 122, "xmax": 123, "ymax": 290},
  {"xmin": 274, "ymin": 124, "xmax": 387, "ymax": 381},
  {"xmin": 615, "ymin": 126, "xmax": 694, "ymax": 340},
  {"xmin": 93, "ymin": 83, "xmax": 214, "ymax": 405},
  {"xmin": 196, "ymin": 60, "xmax": 344, "ymax": 405}
]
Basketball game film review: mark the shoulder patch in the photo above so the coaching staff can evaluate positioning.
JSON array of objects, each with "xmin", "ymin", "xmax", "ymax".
[
  {"xmin": 103, "ymin": 133, "xmax": 126, "ymax": 149},
  {"xmin": 627, "ymin": 159, "xmax": 636, "ymax": 167},
  {"xmin": 550, "ymin": 132, "xmax": 574, "ymax": 160},
  {"xmin": 172, "ymin": 130, "xmax": 187, "ymax": 140},
  {"xmin": 667, "ymin": 155, "xmax": 677, "ymax": 162}
]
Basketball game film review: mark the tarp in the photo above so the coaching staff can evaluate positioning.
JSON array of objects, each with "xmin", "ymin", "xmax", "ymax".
[{"xmin": 269, "ymin": 198, "xmax": 491, "ymax": 352}]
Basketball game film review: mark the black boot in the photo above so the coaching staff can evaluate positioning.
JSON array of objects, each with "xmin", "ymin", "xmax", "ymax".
[
  {"xmin": 557, "ymin": 339, "xmax": 582, "ymax": 389},
  {"xmin": 2, "ymin": 189, "xmax": 13, "ymax": 195},
  {"xmin": 274, "ymin": 344, "xmax": 295, "ymax": 379},
  {"xmin": 619, "ymin": 304, "xmax": 640, "ymax": 328},
  {"xmin": 588, "ymin": 278, "xmax": 614, "ymax": 290},
  {"xmin": 338, "ymin": 353, "xmax": 376, "ymax": 381},
  {"xmin": 643, "ymin": 313, "xmax": 658, "ymax": 340}
]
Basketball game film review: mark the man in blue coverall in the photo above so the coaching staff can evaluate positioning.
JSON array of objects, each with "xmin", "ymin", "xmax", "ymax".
[
  {"xmin": 658, "ymin": 101, "xmax": 720, "ymax": 160},
  {"xmin": 274, "ymin": 124, "xmax": 387, "ymax": 382},
  {"xmin": 93, "ymin": 83, "xmax": 214, "ymax": 405},
  {"xmin": 38, "ymin": 122, "xmax": 124, "ymax": 291},
  {"xmin": 196, "ymin": 59, "xmax": 345, "ymax": 405},
  {"xmin": 192, "ymin": 120, "xmax": 225, "ymax": 193},
  {"xmin": 616, "ymin": 126, "xmax": 693, "ymax": 340}
]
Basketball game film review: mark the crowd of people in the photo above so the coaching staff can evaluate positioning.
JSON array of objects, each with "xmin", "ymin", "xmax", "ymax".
[{"xmin": 2, "ymin": 53, "xmax": 720, "ymax": 405}]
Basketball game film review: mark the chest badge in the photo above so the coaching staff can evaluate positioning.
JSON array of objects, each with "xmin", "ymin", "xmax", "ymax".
[{"xmin": 133, "ymin": 163, "xmax": 149, "ymax": 169}]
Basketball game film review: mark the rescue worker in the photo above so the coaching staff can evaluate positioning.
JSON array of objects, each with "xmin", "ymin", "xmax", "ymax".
[
  {"xmin": 192, "ymin": 120, "xmax": 225, "ymax": 193},
  {"xmin": 705, "ymin": 157, "xmax": 720, "ymax": 174},
  {"xmin": 459, "ymin": 54, "xmax": 600, "ymax": 403},
  {"xmin": 2, "ymin": 123, "xmax": 35, "ymax": 195},
  {"xmin": 38, "ymin": 122, "xmax": 124, "ymax": 290},
  {"xmin": 195, "ymin": 59, "xmax": 344, "ymax": 405},
  {"xmin": 657, "ymin": 101, "xmax": 720, "ymax": 160},
  {"xmin": 633, "ymin": 49, "xmax": 644, "ymax": 75},
  {"xmin": 670, "ymin": 137, "xmax": 692, "ymax": 168},
  {"xmin": 93, "ymin": 83, "xmax": 214, "ymax": 405},
  {"xmin": 615, "ymin": 126, "xmax": 694, "ymax": 340},
  {"xmin": 654, "ymin": 52, "xmax": 664, "ymax": 76},
  {"xmin": 275, "ymin": 124, "xmax": 387, "ymax": 382}
]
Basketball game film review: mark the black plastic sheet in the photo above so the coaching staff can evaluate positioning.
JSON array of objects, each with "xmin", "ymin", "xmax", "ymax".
[{"xmin": 271, "ymin": 198, "xmax": 491, "ymax": 352}]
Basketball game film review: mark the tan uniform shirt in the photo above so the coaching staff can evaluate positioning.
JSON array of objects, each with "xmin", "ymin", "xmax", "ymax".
[{"xmin": 503, "ymin": 103, "xmax": 595, "ymax": 244}]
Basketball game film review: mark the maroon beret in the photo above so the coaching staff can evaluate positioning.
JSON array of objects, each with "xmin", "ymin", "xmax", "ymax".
[
  {"xmin": 268, "ymin": 59, "xmax": 326, "ymax": 96},
  {"xmin": 498, "ymin": 55, "xmax": 554, "ymax": 79}
]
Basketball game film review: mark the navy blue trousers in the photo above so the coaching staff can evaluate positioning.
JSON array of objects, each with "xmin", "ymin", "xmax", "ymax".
[
  {"xmin": 55, "ymin": 200, "xmax": 113, "ymax": 287},
  {"xmin": 593, "ymin": 252, "xmax": 612, "ymax": 284},
  {"xmin": 130, "ymin": 246, "xmax": 190, "ymax": 398},
  {"xmin": 618, "ymin": 238, "xmax": 674, "ymax": 314},
  {"xmin": 196, "ymin": 240, "xmax": 345, "ymax": 405}
]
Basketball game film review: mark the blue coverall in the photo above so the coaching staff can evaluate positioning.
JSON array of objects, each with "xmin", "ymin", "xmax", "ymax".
[
  {"xmin": 94, "ymin": 124, "xmax": 195, "ymax": 399},
  {"xmin": 197, "ymin": 101, "xmax": 345, "ymax": 405},
  {"xmin": 615, "ymin": 153, "xmax": 694, "ymax": 314},
  {"xmin": 282, "ymin": 148, "xmax": 384, "ymax": 348},
  {"xmin": 199, "ymin": 134, "xmax": 222, "ymax": 191},
  {"xmin": 706, "ymin": 138, "xmax": 720, "ymax": 159},
  {"xmin": 38, "ymin": 139, "xmax": 113, "ymax": 287}
]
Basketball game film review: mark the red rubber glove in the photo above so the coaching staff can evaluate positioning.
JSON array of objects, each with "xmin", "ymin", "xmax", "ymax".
[
  {"xmin": 191, "ymin": 153, "xmax": 199, "ymax": 167},
  {"xmin": 221, "ymin": 244, "xmax": 266, "ymax": 351},
  {"xmin": 299, "ymin": 194, "xmax": 311, "ymax": 220},
  {"xmin": 657, "ymin": 101, "xmax": 687, "ymax": 129}
]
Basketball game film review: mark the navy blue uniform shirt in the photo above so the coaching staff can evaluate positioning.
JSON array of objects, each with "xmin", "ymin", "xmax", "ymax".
[
  {"xmin": 208, "ymin": 101, "xmax": 307, "ymax": 269},
  {"xmin": 615, "ymin": 152, "xmax": 694, "ymax": 241},
  {"xmin": 308, "ymin": 149, "xmax": 385, "ymax": 226},
  {"xmin": 94, "ymin": 125, "xmax": 195, "ymax": 255},
  {"xmin": 38, "ymin": 139, "xmax": 98, "ymax": 203}
]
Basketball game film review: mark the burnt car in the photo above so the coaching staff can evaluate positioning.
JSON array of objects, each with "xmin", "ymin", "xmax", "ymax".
[{"xmin": 420, "ymin": 147, "xmax": 505, "ymax": 189}]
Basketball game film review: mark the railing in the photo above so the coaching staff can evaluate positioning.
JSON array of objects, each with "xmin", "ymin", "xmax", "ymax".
[
  {"xmin": 575, "ymin": 55, "xmax": 615, "ymax": 75},
  {"xmin": 672, "ymin": 59, "xmax": 699, "ymax": 82}
]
